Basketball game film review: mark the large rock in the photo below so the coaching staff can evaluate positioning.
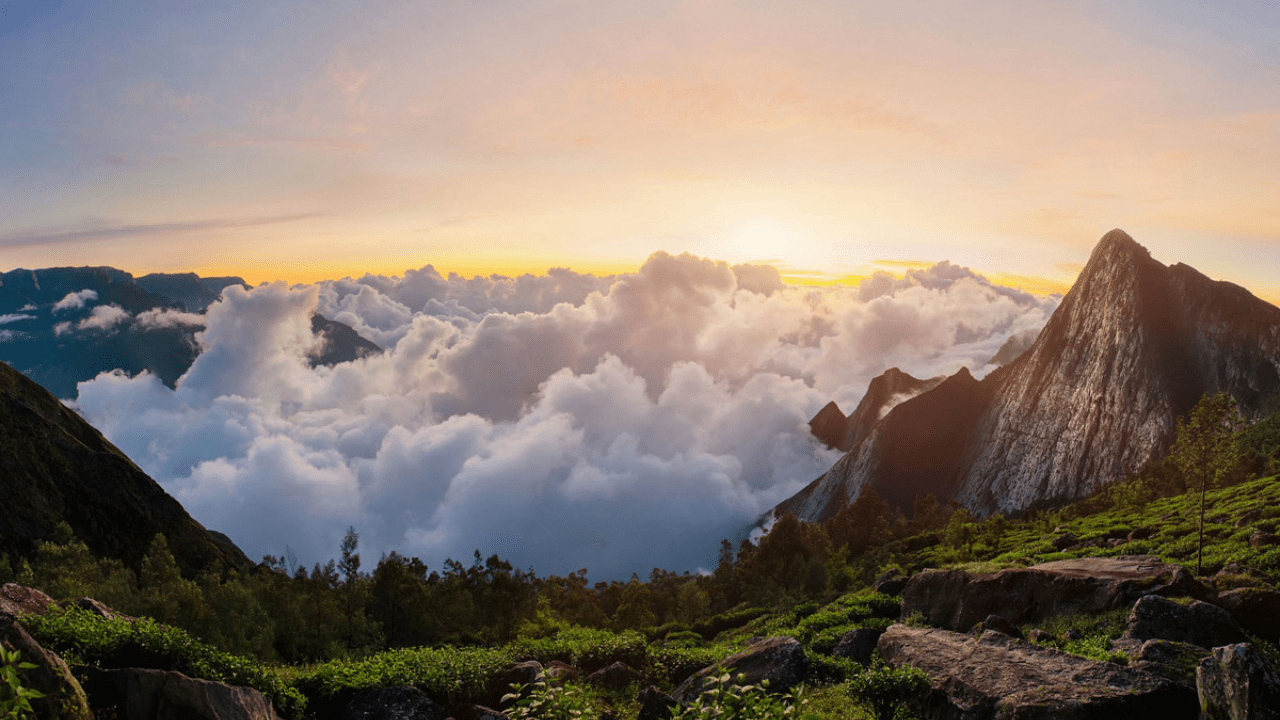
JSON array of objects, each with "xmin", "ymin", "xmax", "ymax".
[
  {"xmin": 0, "ymin": 583, "xmax": 56, "ymax": 616},
  {"xmin": 672, "ymin": 637, "xmax": 807, "ymax": 703},
  {"xmin": 342, "ymin": 685, "xmax": 441, "ymax": 720},
  {"xmin": 0, "ymin": 612, "xmax": 92, "ymax": 720},
  {"xmin": 585, "ymin": 662, "xmax": 643, "ymax": 690},
  {"xmin": 1197, "ymin": 643, "xmax": 1280, "ymax": 720},
  {"xmin": 75, "ymin": 666, "xmax": 277, "ymax": 720},
  {"xmin": 635, "ymin": 686, "xmax": 676, "ymax": 720},
  {"xmin": 877, "ymin": 624, "xmax": 1197, "ymax": 719},
  {"xmin": 1122, "ymin": 595, "xmax": 1247, "ymax": 649},
  {"xmin": 1216, "ymin": 587, "xmax": 1280, "ymax": 642},
  {"xmin": 902, "ymin": 557, "xmax": 1210, "ymax": 631},
  {"xmin": 1129, "ymin": 639, "xmax": 1212, "ymax": 690}
]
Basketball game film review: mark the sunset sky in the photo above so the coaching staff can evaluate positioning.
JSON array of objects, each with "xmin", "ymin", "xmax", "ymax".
[{"xmin": 3, "ymin": 0, "xmax": 1280, "ymax": 298}]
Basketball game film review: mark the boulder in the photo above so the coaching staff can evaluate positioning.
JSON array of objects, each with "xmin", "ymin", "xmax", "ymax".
[
  {"xmin": 1217, "ymin": 587, "xmax": 1280, "ymax": 642},
  {"xmin": 1027, "ymin": 628, "xmax": 1053, "ymax": 644},
  {"xmin": 1249, "ymin": 531, "xmax": 1280, "ymax": 549},
  {"xmin": 1129, "ymin": 639, "xmax": 1211, "ymax": 690},
  {"xmin": 877, "ymin": 624, "xmax": 1197, "ymax": 719},
  {"xmin": 672, "ymin": 636, "xmax": 807, "ymax": 703},
  {"xmin": 0, "ymin": 583, "xmax": 56, "ymax": 616},
  {"xmin": 871, "ymin": 568, "xmax": 908, "ymax": 596},
  {"xmin": 342, "ymin": 685, "xmax": 441, "ymax": 720},
  {"xmin": 0, "ymin": 612, "xmax": 92, "ymax": 720},
  {"xmin": 1052, "ymin": 532, "xmax": 1078, "ymax": 551},
  {"xmin": 978, "ymin": 614, "xmax": 1023, "ymax": 639},
  {"xmin": 832, "ymin": 628, "xmax": 884, "ymax": 666},
  {"xmin": 635, "ymin": 686, "xmax": 676, "ymax": 720},
  {"xmin": 74, "ymin": 666, "xmax": 276, "ymax": 720},
  {"xmin": 901, "ymin": 557, "xmax": 1212, "ymax": 631},
  {"xmin": 1122, "ymin": 595, "xmax": 1247, "ymax": 649},
  {"xmin": 486, "ymin": 660, "xmax": 542, "ymax": 706},
  {"xmin": 584, "ymin": 662, "xmax": 642, "ymax": 691},
  {"xmin": 460, "ymin": 706, "xmax": 508, "ymax": 720},
  {"xmin": 544, "ymin": 660, "xmax": 579, "ymax": 681},
  {"xmin": 1197, "ymin": 643, "xmax": 1280, "ymax": 720},
  {"xmin": 69, "ymin": 596, "xmax": 133, "ymax": 621}
]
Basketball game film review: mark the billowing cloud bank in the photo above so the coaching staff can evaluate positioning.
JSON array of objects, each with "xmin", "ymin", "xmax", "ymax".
[{"xmin": 73, "ymin": 254, "xmax": 1058, "ymax": 579}]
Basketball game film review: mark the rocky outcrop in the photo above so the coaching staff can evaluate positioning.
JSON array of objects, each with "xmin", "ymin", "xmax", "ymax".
[
  {"xmin": 672, "ymin": 636, "xmax": 807, "ymax": 703},
  {"xmin": 807, "ymin": 402, "xmax": 848, "ymax": 451},
  {"xmin": 1197, "ymin": 643, "xmax": 1280, "ymax": 720},
  {"xmin": 0, "ymin": 583, "xmax": 56, "ymax": 616},
  {"xmin": 0, "ymin": 612, "xmax": 93, "ymax": 720},
  {"xmin": 776, "ymin": 230, "xmax": 1280, "ymax": 520},
  {"xmin": 986, "ymin": 329, "xmax": 1038, "ymax": 367},
  {"xmin": 76, "ymin": 666, "xmax": 278, "ymax": 720},
  {"xmin": 1121, "ymin": 595, "xmax": 1247, "ymax": 649},
  {"xmin": 341, "ymin": 685, "xmax": 441, "ymax": 720},
  {"xmin": 878, "ymin": 624, "xmax": 1197, "ymax": 719},
  {"xmin": 901, "ymin": 557, "xmax": 1210, "ymax": 631}
]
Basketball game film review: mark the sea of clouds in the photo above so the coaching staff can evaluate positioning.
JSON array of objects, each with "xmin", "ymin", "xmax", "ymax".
[{"xmin": 67, "ymin": 252, "xmax": 1058, "ymax": 579}]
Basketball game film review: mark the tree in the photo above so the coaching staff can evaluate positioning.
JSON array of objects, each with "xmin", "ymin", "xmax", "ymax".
[{"xmin": 1168, "ymin": 392, "xmax": 1244, "ymax": 576}]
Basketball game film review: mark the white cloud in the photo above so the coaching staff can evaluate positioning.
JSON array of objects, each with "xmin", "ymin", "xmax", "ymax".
[
  {"xmin": 75, "ymin": 304, "xmax": 131, "ymax": 333},
  {"xmin": 135, "ymin": 308, "xmax": 206, "ymax": 330},
  {"xmin": 73, "ymin": 254, "xmax": 1058, "ymax": 580},
  {"xmin": 0, "ymin": 313, "xmax": 36, "ymax": 325},
  {"xmin": 53, "ymin": 289, "xmax": 99, "ymax": 313}
]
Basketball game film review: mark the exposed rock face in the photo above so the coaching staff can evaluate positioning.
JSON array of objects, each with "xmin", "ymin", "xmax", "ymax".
[
  {"xmin": 807, "ymin": 401, "xmax": 848, "ymax": 451},
  {"xmin": 0, "ymin": 612, "xmax": 93, "ymax": 720},
  {"xmin": 902, "ymin": 557, "xmax": 1211, "ymax": 631},
  {"xmin": 0, "ymin": 359, "xmax": 250, "ymax": 574},
  {"xmin": 985, "ymin": 329, "xmax": 1038, "ymax": 367},
  {"xmin": 0, "ymin": 583, "xmax": 56, "ymax": 616},
  {"xmin": 1122, "ymin": 595, "xmax": 1247, "ymax": 649},
  {"xmin": 777, "ymin": 229, "xmax": 1280, "ymax": 520},
  {"xmin": 878, "ymin": 624, "xmax": 1197, "ymax": 719},
  {"xmin": 672, "ymin": 636, "xmax": 807, "ymax": 703},
  {"xmin": 76, "ymin": 666, "xmax": 278, "ymax": 720},
  {"xmin": 341, "ymin": 685, "xmax": 441, "ymax": 720},
  {"xmin": 310, "ymin": 314, "xmax": 382, "ymax": 366},
  {"xmin": 1197, "ymin": 643, "xmax": 1280, "ymax": 720}
]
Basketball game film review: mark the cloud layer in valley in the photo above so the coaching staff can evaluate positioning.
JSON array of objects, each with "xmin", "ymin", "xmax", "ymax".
[{"xmin": 71, "ymin": 254, "xmax": 1058, "ymax": 579}]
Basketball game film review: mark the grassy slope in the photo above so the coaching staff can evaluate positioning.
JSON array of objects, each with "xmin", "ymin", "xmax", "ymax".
[{"xmin": 22, "ymin": 475, "xmax": 1280, "ymax": 720}]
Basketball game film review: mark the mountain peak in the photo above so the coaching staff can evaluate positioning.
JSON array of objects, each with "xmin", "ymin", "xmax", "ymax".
[{"xmin": 1087, "ymin": 228, "xmax": 1150, "ymax": 268}]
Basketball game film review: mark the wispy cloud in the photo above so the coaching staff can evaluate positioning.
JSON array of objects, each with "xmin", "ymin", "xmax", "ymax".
[{"xmin": 0, "ymin": 214, "xmax": 323, "ymax": 250}]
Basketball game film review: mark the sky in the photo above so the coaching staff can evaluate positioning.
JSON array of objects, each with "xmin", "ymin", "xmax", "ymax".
[
  {"xmin": 4, "ymin": 1, "xmax": 1280, "ymax": 578},
  {"xmin": 2, "ymin": 0, "xmax": 1280, "ymax": 299}
]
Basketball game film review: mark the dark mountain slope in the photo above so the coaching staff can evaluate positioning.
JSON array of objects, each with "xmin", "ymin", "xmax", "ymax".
[
  {"xmin": 779, "ymin": 229, "xmax": 1280, "ymax": 521},
  {"xmin": 0, "ymin": 359, "xmax": 249, "ymax": 573}
]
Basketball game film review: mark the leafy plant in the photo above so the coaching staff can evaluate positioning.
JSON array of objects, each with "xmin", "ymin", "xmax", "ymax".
[
  {"xmin": 672, "ymin": 669, "xmax": 814, "ymax": 720},
  {"xmin": 845, "ymin": 661, "xmax": 930, "ymax": 720},
  {"xmin": 502, "ymin": 671, "xmax": 592, "ymax": 720},
  {"xmin": 0, "ymin": 646, "xmax": 45, "ymax": 720}
]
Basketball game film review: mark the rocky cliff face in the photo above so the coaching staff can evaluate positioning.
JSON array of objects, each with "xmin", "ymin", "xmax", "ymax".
[
  {"xmin": 0, "ymin": 359, "xmax": 250, "ymax": 573},
  {"xmin": 780, "ymin": 229, "xmax": 1280, "ymax": 521}
]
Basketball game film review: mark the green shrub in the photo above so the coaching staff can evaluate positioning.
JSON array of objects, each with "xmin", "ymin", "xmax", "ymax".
[
  {"xmin": 0, "ymin": 646, "xmax": 45, "ymax": 720},
  {"xmin": 845, "ymin": 661, "xmax": 930, "ymax": 720},
  {"xmin": 294, "ymin": 645, "xmax": 513, "ymax": 709},
  {"xmin": 22, "ymin": 607, "xmax": 304, "ymax": 719},
  {"xmin": 502, "ymin": 671, "xmax": 593, "ymax": 720},
  {"xmin": 672, "ymin": 669, "xmax": 814, "ymax": 720}
]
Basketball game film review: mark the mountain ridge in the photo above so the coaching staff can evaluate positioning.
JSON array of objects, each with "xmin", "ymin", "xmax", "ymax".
[{"xmin": 783, "ymin": 229, "xmax": 1280, "ymax": 521}]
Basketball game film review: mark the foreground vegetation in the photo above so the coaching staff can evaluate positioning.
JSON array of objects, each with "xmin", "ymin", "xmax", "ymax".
[{"xmin": 5, "ymin": 394, "xmax": 1280, "ymax": 718}]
